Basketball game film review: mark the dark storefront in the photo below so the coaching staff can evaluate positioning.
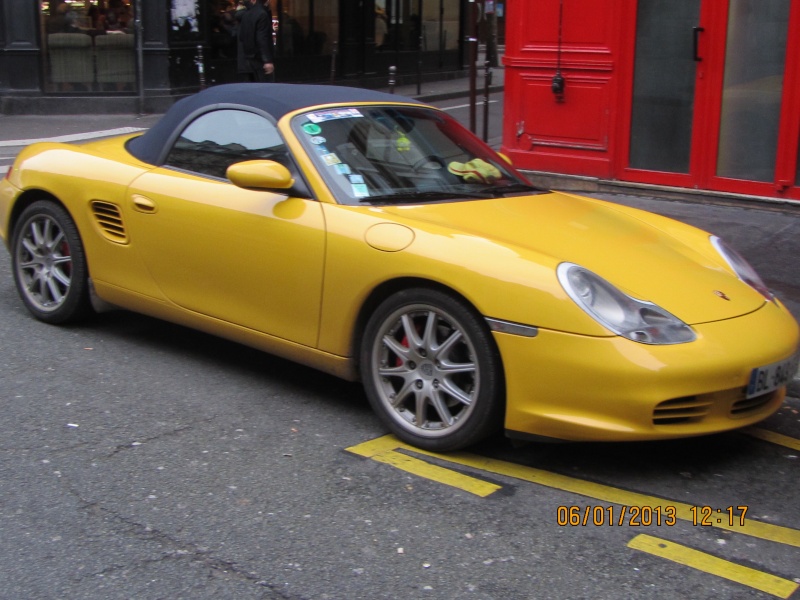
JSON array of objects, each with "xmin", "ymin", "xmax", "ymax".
[
  {"xmin": 502, "ymin": 0, "xmax": 800, "ymax": 202},
  {"xmin": 0, "ymin": 0, "xmax": 476, "ymax": 114}
]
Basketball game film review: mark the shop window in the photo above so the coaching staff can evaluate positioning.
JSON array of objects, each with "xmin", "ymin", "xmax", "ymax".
[
  {"xmin": 277, "ymin": 0, "xmax": 309, "ymax": 56},
  {"xmin": 371, "ymin": 0, "xmax": 458, "ymax": 61},
  {"xmin": 274, "ymin": 0, "xmax": 337, "ymax": 56},
  {"xmin": 310, "ymin": 0, "xmax": 338, "ymax": 55},
  {"xmin": 381, "ymin": 0, "xmax": 421, "ymax": 52},
  {"xmin": 439, "ymin": 0, "xmax": 460, "ymax": 51},
  {"xmin": 41, "ymin": 0, "xmax": 136, "ymax": 94},
  {"xmin": 375, "ymin": 0, "xmax": 457, "ymax": 54},
  {"xmin": 629, "ymin": 0, "xmax": 700, "ymax": 174},
  {"xmin": 170, "ymin": 0, "xmax": 202, "ymax": 42},
  {"xmin": 716, "ymin": 0, "xmax": 790, "ymax": 182},
  {"xmin": 207, "ymin": 0, "xmax": 338, "ymax": 83},
  {"xmin": 208, "ymin": 0, "xmax": 238, "ymax": 60}
]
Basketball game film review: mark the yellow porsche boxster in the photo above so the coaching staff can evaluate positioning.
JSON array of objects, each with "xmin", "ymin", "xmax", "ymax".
[{"xmin": 1, "ymin": 84, "xmax": 798, "ymax": 451}]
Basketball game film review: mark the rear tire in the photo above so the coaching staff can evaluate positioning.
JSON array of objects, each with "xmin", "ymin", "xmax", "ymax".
[
  {"xmin": 11, "ymin": 201, "xmax": 92, "ymax": 324},
  {"xmin": 360, "ymin": 288, "xmax": 504, "ymax": 451}
]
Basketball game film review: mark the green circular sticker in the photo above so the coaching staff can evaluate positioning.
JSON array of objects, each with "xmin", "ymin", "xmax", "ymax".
[{"xmin": 302, "ymin": 123, "xmax": 322, "ymax": 135}]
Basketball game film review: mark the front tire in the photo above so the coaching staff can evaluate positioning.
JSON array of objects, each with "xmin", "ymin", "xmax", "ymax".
[
  {"xmin": 360, "ymin": 288, "xmax": 504, "ymax": 451},
  {"xmin": 11, "ymin": 201, "xmax": 92, "ymax": 324}
]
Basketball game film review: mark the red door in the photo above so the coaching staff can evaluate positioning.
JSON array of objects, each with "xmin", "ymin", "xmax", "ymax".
[{"xmin": 618, "ymin": 0, "xmax": 800, "ymax": 200}]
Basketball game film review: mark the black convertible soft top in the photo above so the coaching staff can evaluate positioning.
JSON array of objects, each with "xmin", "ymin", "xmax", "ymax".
[{"xmin": 127, "ymin": 83, "xmax": 420, "ymax": 165}]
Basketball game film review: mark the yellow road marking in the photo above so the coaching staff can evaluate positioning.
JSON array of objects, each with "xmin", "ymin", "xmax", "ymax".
[
  {"xmin": 743, "ymin": 427, "xmax": 800, "ymax": 451},
  {"xmin": 346, "ymin": 437, "xmax": 500, "ymax": 497},
  {"xmin": 628, "ymin": 534, "xmax": 800, "ymax": 598},
  {"xmin": 346, "ymin": 435, "xmax": 800, "ymax": 547},
  {"xmin": 372, "ymin": 450, "xmax": 501, "ymax": 497},
  {"xmin": 347, "ymin": 434, "xmax": 415, "ymax": 458}
]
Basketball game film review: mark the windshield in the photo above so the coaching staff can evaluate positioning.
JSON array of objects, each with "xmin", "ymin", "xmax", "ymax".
[{"xmin": 291, "ymin": 105, "xmax": 538, "ymax": 205}]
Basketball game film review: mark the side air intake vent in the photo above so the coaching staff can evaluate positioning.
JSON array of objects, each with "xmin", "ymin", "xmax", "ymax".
[{"xmin": 91, "ymin": 201, "xmax": 128, "ymax": 243}]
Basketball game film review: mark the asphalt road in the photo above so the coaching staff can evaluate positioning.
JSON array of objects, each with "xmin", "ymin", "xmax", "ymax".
[
  {"xmin": 1, "ymin": 93, "xmax": 799, "ymax": 600},
  {"xmin": 2, "ymin": 243, "xmax": 799, "ymax": 600}
]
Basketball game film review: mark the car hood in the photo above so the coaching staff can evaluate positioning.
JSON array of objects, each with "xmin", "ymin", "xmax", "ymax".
[{"xmin": 377, "ymin": 191, "xmax": 767, "ymax": 325}]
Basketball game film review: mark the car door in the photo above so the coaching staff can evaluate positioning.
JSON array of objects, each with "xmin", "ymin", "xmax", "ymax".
[{"xmin": 124, "ymin": 108, "xmax": 326, "ymax": 348}]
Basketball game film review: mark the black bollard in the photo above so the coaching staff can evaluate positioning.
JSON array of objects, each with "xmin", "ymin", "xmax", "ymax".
[
  {"xmin": 330, "ymin": 41, "xmax": 338, "ymax": 84},
  {"xmin": 483, "ymin": 60, "xmax": 493, "ymax": 142}
]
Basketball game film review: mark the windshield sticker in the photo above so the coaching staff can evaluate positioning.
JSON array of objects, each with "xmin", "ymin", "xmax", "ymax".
[
  {"xmin": 352, "ymin": 183, "xmax": 370, "ymax": 198},
  {"xmin": 348, "ymin": 174, "xmax": 365, "ymax": 184},
  {"xmin": 309, "ymin": 136, "xmax": 327, "ymax": 145},
  {"xmin": 302, "ymin": 123, "xmax": 322, "ymax": 135},
  {"xmin": 306, "ymin": 108, "xmax": 364, "ymax": 123},
  {"xmin": 334, "ymin": 164, "xmax": 352, "ymax": 175},
  {"xmin": 321, "ymin": 153, "xmax": 342, "ymax": 166},
  {"xmin": 314, "ymin": 145, "xmax": 330, "ymax": 155}
]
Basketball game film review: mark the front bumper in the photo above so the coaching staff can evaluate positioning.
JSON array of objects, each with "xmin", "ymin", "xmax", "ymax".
[{"xmin": 497, "ymin": 299, "xmax": 799, "ymax": 442}]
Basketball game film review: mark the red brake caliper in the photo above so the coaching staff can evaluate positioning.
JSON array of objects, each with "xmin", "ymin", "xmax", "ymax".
[{"xmin": 396, "ymin": 335, "xmax": 409, "ymax": 367}]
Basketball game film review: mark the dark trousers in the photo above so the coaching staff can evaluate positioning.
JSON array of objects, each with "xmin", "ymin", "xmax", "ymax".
[{"xmin": 244, "ymin": 58, "xmax": 275, "ymax": 82}]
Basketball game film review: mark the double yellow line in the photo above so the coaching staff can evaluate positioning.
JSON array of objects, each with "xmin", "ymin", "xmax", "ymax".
[
  {"xmin": 347, "ymin": 429, "xmax": 800, "ymax": 597},
  {"xmin": 347, "ymin": 433, "xmax": 800, "ymax": 547}
]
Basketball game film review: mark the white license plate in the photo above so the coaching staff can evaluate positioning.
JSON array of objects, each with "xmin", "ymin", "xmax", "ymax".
[{"xmin": 746, "ymin": 352, "xmax": 800, "ymax": 399}]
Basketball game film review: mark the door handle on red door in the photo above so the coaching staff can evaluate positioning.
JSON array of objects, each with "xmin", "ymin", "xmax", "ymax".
[{"xmin": 693, "ymin": 27, "xmax": 704, "ymax": 62}]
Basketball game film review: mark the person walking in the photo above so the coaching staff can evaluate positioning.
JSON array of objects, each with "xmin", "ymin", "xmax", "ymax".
[{"xmin": 237, "ymin": 0, "xmax": 275, "ymax": 82}]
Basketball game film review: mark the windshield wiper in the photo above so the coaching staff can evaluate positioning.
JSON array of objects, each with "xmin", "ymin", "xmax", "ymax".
[
  {"xmin": 477, "ymin": 182, "xmax": 544, "ymax": 196},
  {"xmin": 360, "ymin": 190, "xmax": 494, "ymax": 203}
]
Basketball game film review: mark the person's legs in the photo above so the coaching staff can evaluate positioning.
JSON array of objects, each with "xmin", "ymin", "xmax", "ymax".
[{"xmin": 248, "ymin": 58, "xmax": 267, "ymax": 82}]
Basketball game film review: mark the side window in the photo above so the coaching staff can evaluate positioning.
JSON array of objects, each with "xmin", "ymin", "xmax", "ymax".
[{"xmin": 165, "ymin": 109, "xmax": 287, "ymax": 179}]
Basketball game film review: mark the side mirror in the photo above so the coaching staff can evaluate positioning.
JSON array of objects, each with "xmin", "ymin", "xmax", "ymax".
[{"xmin": 227, "ymin": 160, "xmax": 294, "ymax": 191}]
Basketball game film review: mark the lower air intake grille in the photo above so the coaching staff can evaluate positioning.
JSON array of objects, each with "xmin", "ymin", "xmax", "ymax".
[
  {"xmin": 730, "ymin": 391, "xmax": 776, "ymax": 416},
  {"xmin": 653, "ymin": 396, "xmax": 712, "ymax": 425}
]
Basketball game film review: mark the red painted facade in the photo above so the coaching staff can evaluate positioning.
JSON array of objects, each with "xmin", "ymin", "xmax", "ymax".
[{"xmin": 502, "ymin": 0, "xmax": 800, "ymax": 202}]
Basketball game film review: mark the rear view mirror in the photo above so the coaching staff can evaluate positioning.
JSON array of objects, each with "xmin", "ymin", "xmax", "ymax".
[{"xmin": 227, "ymin": 160, "xmax": 294, "ymax": 191}]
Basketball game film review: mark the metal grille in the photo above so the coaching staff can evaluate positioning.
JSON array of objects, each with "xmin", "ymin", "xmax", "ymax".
[
  {"xmin": 652, "ymin": 396, "xmax": 712, "ymax": 425},
  {"xmin": 91, "ymin": 201, "xmax": 128, "ymax": 243}
]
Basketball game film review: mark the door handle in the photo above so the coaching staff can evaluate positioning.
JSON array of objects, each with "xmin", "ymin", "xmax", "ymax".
[
  {"xmin": 132, "ymin": 194, "xmax": 157, "ymax": 213},
  {"xmin": 693, "ymin": 26, "xmax": 704, "ymax": 62}
]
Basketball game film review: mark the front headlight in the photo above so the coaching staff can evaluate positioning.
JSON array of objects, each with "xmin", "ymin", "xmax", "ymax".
[
  {"xmin": 557, "ymin": 263, "xmax": 696, "ymax": 345},
  {"xmin": 710, "ymin": 236, "xmax": 773, "ymax": 300}
]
